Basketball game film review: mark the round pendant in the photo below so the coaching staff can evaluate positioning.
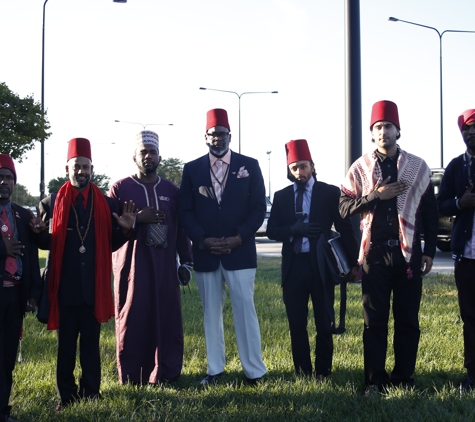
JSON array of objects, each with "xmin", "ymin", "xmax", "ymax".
[
  {"xmin": 1, "ymin": 225, "xmax": 7, "ymax": 233},
  {"xmin": 79, "ymin": 246, "xmax": 86, "ymax": 253}
]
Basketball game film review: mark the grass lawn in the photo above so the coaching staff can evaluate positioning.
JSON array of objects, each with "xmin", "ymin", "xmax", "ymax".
[{"xmin": 9, "ymin": 254, "xmax": 475, "ymax": 421}]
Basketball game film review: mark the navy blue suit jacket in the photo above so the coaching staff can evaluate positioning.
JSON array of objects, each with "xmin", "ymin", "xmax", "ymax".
[
  {"xmin": 178, "ymin": 151, "xmax": 266, "ymax": 272},
  {"xmin": 437, "ymin": 153, "xmax": 475, "ymax": 260}
]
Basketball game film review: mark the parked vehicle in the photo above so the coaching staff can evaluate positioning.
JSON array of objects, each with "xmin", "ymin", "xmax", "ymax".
[
  {"xmin": 430, "ymin": 168, "xmax": 453, "ymax": 252},
  {"xmin": 256, "ymin": 197, "xmax": 272, "ymax": 236}
]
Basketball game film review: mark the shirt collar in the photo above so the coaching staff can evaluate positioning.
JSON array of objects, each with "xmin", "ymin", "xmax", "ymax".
[
  {"xmin": 0, "ymin": 201, "xmax": 12, "ymax": 214},
  {"xmin": 293, "ymin": 176, "xmax": 315, "ymax": 193},
  {"xmin": 71, "ymin": 183, "xmax": 91, "ymax": 204},
  {"xmin": 209, "ymin": 149, "xmax": 231, "ymax": 167},
  {"xmin": 375, "ymin": 149, "xmax": 399, "ymax": 162}
]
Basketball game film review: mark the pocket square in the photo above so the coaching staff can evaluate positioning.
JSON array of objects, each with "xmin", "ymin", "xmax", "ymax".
[
  {"xmin": 237, "ymin": 166, "xmax": 249, "ymax": 178},
  {"xmin": 198, "ymin": 186, "xmax": 216, "ymax": 199}
]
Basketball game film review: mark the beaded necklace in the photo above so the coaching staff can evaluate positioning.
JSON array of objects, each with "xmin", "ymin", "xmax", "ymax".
[{"xmin": 71, "ymin": 190, "xmax": 94, "ymax": 253}]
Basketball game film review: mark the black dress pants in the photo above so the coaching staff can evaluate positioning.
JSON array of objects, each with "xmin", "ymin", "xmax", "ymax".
[
  {"xmin": 362, "ymin": 245, "xmax": 422, "ymax": 388},
  {"xmin": 56, "ymin": 304, "xmax": 101, "ymax": 404},
  {"xmin": 283, "ymin": 253, "xmax": 333, "ymax": 376},
  {"xmin": 0, "ymin": 286, "xmax": 22, "ymax": 418},
  {"xmin": 455, "ymin": 258, "xmax": 475, "ymax": 378}
]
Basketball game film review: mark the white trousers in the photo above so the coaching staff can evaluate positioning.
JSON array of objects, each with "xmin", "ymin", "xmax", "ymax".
[{"xmin": 195, "ymin": 264, "xmax": 267, "ymax": 379}]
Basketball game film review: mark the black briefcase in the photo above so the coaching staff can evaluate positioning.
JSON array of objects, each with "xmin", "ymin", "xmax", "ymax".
[{"xmin": 327, "ymin": 231, "xmax": 352, "ymax": 278}]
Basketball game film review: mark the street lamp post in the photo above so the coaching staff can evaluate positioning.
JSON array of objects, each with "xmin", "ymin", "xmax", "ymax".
[
  {"xmin": 389, "ymin": 17, "xmax": 475, "ymax": 168},
  {"xmin": 199, "ymin": 87, "xmax": 278, "ymax": 154},
  {"xmin": 40, "ymin": 0, "xmax": 49, "ymax": 200},
  {"xmin": 114, "ymin": 120, "xmax": 173, "ymax": 129},
  {"xmin": 266, "ymin": 151, "xmax": 272, "ymax": 200},
  {"xmin": 40, "ymin": 0, "xmax": 127, "ymax": 199}
]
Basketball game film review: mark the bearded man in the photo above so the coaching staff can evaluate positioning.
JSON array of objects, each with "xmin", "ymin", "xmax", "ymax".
[
  {"xmin": 340, "ymin": 100, "xmax": 438, "ymax": 394},
  {"xmin": 178, "ymin": 108, "xmax": 267, "ymax": 386},
  {"xmin": 267, "ymin": 139, "xmax": 358, "ymax": 379},
  {"xmin": 0, "ymin": 154, "xmax": 40, "ymax": 421},
  {"xmin": 109, "ymin": 130, "xmax": 192, "ymax": 385},
  {"xmin": 33, "ymin": 138, "xmax": 136, "ymax": 410},
  {"xmin": 437, "ymin": 109, "xmax": 475, "ymax": 393}
]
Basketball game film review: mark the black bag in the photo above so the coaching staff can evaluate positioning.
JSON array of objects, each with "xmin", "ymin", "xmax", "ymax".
[
  {"xmin": 146, "ymin": 224, "xmax": 168, "ymax": 248},
  {"xmin": 317, "ymin": 230, "xmax": 354, "ymax": 335},
  {"xmin": 37, "ymin": 267, "xmax": 49, "ymax": 324},
  {"xmin": 327, "ymin": 231, "xmax": 353, "ymax": 278}
]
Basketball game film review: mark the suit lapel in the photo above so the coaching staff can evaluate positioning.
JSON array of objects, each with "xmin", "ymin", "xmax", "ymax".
[
  {"xmin": 200, "ymin": 155, "xmax": 213, "ymax": 187},
  {"xmin": 309, "ymin": 180, "xmax": 319, "ymax": 222},
  {"xmin": 219, "ymin": 151, "xmax": 238, "ymax": 203},
  {"xmin": 283, "ymin": 186, "xmax": 297, "ymax": 223},
  {"xmin": 12, "ymin": 204, "xmax": 27, "ymax": 266}
]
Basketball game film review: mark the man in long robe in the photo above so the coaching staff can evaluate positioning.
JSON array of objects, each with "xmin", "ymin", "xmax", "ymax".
[{"xmin": 109, "ymin": 130, "xmax": 192, "ymax": 385}]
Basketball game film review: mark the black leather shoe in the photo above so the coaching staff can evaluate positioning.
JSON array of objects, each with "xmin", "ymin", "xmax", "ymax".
[
  {"xmin": 460, "ymin": 376, "xmax": 475, "ymax": 394},
  {"xmin": 200, "ymin": 372, "xmax": 224, "ymax": 386},
  {"xmin": 315, "ymin": 374, "xmax": 331, "ymax": 383},
  {"xmin": 364, "ymin": 384, "xmax": 383, "ymax": 397},
  {"xmin": 56, "ymin": 396, "xmax": 79, "ymax": 412},
  {"xmin": 246, "ymin": 376, "xmax": 263, "ymax": 386}
]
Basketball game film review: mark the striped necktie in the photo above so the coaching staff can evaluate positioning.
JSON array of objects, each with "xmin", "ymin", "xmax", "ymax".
[
  {"xmin": 214, "ymin": 160, "xmax": 224, "ymax": 203},
  {"xmin": 293, "ymin": 185, "xmax": 305, "ymax": 254}
]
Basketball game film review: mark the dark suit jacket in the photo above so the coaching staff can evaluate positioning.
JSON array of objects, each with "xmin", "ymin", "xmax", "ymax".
[
  {"xmin": 0, "ymin": 203, "xmax": 41, "ymax": 311},
  {"xmin": 266, "ymin": 180, "xmax": 358, "ymax": 286},
  {"xmin": 437, "ymin": 153, "xmax": 475, "ymax": 260},
  {"xmin": 37, "ymin": 191, "xmax": 127, "ymax": 307},
  {"xmin": 178, "ymin": 151, "xmax": 266, "ymax": 272}
]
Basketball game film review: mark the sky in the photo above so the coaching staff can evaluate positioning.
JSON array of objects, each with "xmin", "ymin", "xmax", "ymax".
[{"xmin": 2, "ymin": 0, "xmax": 475, "ymax": 200}]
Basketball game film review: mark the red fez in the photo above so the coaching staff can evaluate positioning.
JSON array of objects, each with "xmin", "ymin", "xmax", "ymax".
[
  {"xmin": 67, "ymin": 138, "xmax": 92, "ymax": 162},
  {"xmin": 206, "ymin": 109, "xmax": 230, "ymax": 131},
  {"xmin": 370, "ymin": 100, "xmax": 400, "ymax": 130},
  {"xmin": 285, "ymin": 139, "xmax": 312, "ymax": 165},
  {"xmin": 0, "ymin": 154, "xmax": 16, "ymax": 183},
  {"xmin": 458, "ymin": 109, "xmax": 475, "ymax": 132}
]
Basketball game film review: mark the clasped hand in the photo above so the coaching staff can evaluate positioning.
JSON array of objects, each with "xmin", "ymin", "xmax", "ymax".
[
  {"xmin": 291, "ymin": 214, "xmax": 319, "ymax": 238},
  {"xmin": 205, "ymin": 236, "xmax": 241, "ymax": 255}
]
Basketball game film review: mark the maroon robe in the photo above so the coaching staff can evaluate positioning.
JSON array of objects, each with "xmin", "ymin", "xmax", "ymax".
[{"xmin": 109, "ymin": 176, "xmax": 192, "ymax": 384}]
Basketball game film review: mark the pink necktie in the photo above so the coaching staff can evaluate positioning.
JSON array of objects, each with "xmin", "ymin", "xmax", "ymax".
[
  {"xmin": 1, "ymin": 207, "xmax": 18, "ymax": 275},
  {"xmin": 214, "ymin": 160, "xmax": 224, "ymax": 203}
]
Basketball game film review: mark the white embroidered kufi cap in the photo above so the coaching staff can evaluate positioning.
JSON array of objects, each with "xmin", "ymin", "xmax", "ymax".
[{"xmin": 136, "ymin": 130, "xmax": 159, "ymax": 149}]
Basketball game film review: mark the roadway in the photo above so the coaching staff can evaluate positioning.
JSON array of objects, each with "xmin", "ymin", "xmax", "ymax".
[{"xmin": 255, "ymin": 237, "xmax": 454, "ymax": 275}]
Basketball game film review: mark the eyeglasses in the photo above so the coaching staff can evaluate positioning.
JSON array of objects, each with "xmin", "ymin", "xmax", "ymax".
[{"xmin": 206, "ymin": 132, "xmax": 230, "ymax": 140}]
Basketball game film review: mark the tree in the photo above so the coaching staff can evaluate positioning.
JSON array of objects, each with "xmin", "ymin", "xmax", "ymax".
[
  {"xmin": 0, "ymin": 82, "xmax": 51, "ymax": 161},
  {"xmin": 47, "ymin": 173, "xmax": 111, "ymax": 195},
  {"xmin": 91, "ymin": 173, "xmax": 111, "ymax": 194},
  {"xmin": 11, "ymin": 183, "xmax": 40, "ymax": 206},
  {"xmin": 157, "ymin": 157, "xmax": 184, "ymax": 186}
]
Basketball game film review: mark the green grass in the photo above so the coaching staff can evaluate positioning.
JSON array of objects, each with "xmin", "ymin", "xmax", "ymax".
[{"xmin": 10, "ymin": 255, "xmax": 475, "ymax": 421}]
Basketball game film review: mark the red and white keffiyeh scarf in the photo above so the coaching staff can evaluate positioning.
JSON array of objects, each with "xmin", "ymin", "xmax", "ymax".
[{"xmin": 341, "ymin": 148, "xmax": 431, "ymax": 270}]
